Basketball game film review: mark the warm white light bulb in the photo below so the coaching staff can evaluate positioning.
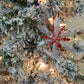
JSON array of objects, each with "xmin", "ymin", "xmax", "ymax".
[
  {"xmin": 40, "ymin": 63, "xmax": 46, "ymax": 68},
  {"xmin": 38, "ymin": 62, "xmax": 48, "ymax": 70},
  {"xmin": 60, "ymin": 24, "xmax": 66, "ymax": 27},
  {"xmin": 48, "ymin": 18, "xmax": 53, "ymax": 25},
  {"xmin": 0, "ymin": 56, "xmax": 3, "ymax": 61},
  {"xmin": 38, "ymin": 0, "xmax": 47, "ymax": 6},
  {"xmin": 50, "ymin": 68, "xmax": 54, "ymax": 72}
]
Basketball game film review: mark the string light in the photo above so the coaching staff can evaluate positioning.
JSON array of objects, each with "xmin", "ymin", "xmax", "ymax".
[
  {"xmin": 50, "ymin": 68, "xmax": 54, "ymax": 72},
  {"xmin": 39, "ymin": 62, "xmax": 48, "ymax": 70},
  {"xmin": 50, "ymin": 68, "xmax": 54, "ymax": 74},
  {"xmin": 38, "ymin": 0, "xmax": 47, "ymax": 6},
  {"xmin": 40, "ymin": 63, "xmax": 46, "ymax": 68},
  {"xmin": 48, "ymin": 17, "xmax": 54, "ymax": 25},
  {"xmin": 0, "ymin": 56, "xmax": 3, "ymax": 61},
  {"xmin": 50, "ymin": 68, "xmax": 56, "ymax": 76},
  {"xmin": 60, "ymin": 24, "xmax": 66, "ymax": 27}
]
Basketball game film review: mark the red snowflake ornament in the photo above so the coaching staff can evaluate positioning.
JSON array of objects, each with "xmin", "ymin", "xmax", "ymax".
[
  {"xmin": 38, "ymin": 17, "xmax": 77, "ymax": 56},
  {"xmin": 42, "ymin": 25, "xmax": 70, "ymax": 51}
]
